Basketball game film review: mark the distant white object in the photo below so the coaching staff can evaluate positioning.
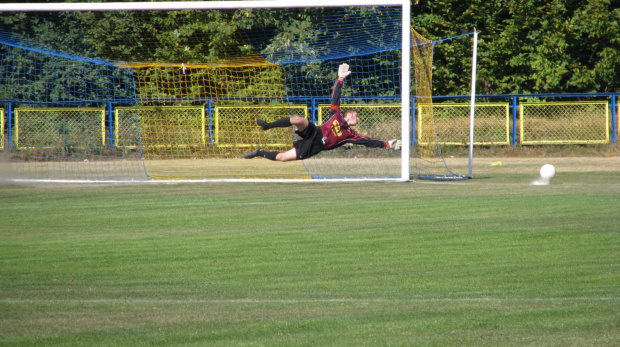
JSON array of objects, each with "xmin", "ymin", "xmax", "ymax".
[
  {"xmin": 531, "ymin": 164, "xmax": 555, "ymax": 185},
  {"xmin": 540, "ymin": 164, "xmax": 556, "ymax": 179}
]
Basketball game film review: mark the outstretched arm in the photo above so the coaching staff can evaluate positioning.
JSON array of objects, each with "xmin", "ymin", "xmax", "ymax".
[
  {"xmin": 330, "ymin": 63, "xmax": 351, "ymax": 110},
  {"xmin": 344, "ymin": 138, "xmax": 402, "ymax": 150},
  {"xmin": 337, "ymin": 128, "xmax": 402, "ymax": 150}
]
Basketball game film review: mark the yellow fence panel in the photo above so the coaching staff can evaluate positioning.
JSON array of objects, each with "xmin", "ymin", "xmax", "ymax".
[
  {"xmin": 418, "ymin": 103, "xmax": 510, "ymax": 145},
  {"xmin": 115, "ymin": 105, "xmax": 310, "ymax": 180},
  {"xmin": 520, "ymin": 101, "xmax": 609, "ymax": 144},
  {"xmin": 14, "ymin": 107, "xmax": 105, "ymax": 150},
  {"xmin": 317, "ymin": 104, "xmax": 401, "ymax": 141},
  {"xmin": 115, "ymin": 106, "xmax": 206, "ymax": 154},
  {"xmin": 215, "ymin": 105, "xmax": 308, "ymax": 148}
]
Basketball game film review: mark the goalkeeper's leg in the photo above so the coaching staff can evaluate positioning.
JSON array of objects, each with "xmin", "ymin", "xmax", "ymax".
[
  {"xmin": 256, "ymin": 116, "xmax": 308, "ymax": 131},
  {"xmin": 243, "ymin": 148, "xmax": 296, "ymax": 161}
]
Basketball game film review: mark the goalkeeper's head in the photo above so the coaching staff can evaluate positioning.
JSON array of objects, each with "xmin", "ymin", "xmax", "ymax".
[{"xmin": 343, "ymin": 109, "xmax": 359, "ymax": 126}]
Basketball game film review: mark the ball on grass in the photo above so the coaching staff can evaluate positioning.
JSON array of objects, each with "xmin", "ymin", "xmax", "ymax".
[{"xmin": 540, "ymin": 164, "xmax": 555, "ymax": 179}]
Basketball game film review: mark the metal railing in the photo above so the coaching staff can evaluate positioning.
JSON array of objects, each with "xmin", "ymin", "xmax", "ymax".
[{"xmin": 2, "ymin": 93, "xmax": 618, "ymax": 150}]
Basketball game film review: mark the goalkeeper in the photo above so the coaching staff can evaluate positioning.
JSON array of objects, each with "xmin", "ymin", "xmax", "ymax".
[{"xmin": 244, "ymin": 63, "xmax": 402, "ymax": 161}]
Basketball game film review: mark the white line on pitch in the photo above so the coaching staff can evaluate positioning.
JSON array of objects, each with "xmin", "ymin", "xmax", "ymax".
[{"xmin": 1, "ymin": 297, "xmax": 617, "ymax": 304}]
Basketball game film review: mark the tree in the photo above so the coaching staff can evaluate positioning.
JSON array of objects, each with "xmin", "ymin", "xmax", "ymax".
[
  {"xmin": 2, "ymin": 1, "xmax": 618, "ymax": 97},
  {"xmin": 412, "ymin": 0, "xmax": 619, "ymax": 94}
]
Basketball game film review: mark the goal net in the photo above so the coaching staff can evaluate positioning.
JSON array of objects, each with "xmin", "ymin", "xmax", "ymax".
[{"xmin": 0, "ymin": 1, "xmax": 462, "ymax": 181}]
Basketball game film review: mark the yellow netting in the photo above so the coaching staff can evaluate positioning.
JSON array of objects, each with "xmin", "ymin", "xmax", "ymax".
[
  {"xmin": 411, "ymin": 28, "xmax": 435, "ymax": 150},
  {"xmin": 117, "ymin": 54, "xmax": 287, "ymax": 103},
  {"xmin": 410, "ymin": 28, "xmax": 461, "ymax": 178},
  {"xmin": 111, "ymin": 52, "xmax": 306, "ymax": 179}
]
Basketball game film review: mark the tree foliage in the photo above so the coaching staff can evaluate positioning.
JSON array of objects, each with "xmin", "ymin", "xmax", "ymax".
[
  {"xmin": 1, "ymin": 1, "xmax": 618, "ymax": 97},
  {"xmin": 412, "ymin": 0, "xmax": 620, "ymax": 95}
]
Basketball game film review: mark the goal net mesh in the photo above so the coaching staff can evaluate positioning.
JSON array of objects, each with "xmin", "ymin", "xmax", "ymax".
[{"xmin": 0, "ymin": 6, "xmax": 460, "ymax": 181}]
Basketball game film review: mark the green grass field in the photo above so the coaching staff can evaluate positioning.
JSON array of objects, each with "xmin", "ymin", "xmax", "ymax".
[{"xmin": 1, "ymin": 157, "xmax": 618, "ymax": 346}]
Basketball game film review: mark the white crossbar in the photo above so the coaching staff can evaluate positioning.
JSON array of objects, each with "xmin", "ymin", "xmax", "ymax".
[{"xmin": 0, "ymin": 1, "xmax": 407, "ymax": 12}]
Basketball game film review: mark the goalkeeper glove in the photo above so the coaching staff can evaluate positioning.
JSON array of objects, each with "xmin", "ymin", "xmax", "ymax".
[
  {"xmin": 338, "ymin": 63, "xmax": 351, "ymax": 79},
  {"xmin": 387, "ymin": 139, "xmax": 402, "ymax": 150}
]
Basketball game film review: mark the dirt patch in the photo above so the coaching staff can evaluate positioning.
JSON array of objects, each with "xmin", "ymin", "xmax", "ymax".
[
  {"xmin": 442, "ymin": 144, "xmax": 619, "ymax": 158},
  {"xmin": 445, "ymin": 156, "xmax": 619, "ymax": 175}
]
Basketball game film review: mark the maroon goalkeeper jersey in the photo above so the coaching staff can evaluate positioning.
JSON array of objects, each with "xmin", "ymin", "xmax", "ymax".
[{"xmin": 319, "ymin": 79, "xmax": 387, "ymax": 150}]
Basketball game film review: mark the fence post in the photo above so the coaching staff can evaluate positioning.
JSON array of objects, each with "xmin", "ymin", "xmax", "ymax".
[
  {"xmin": 6, "ymin": 102, "xmax": 13, "ymax": 150},
  {"xmin": 611, "ymin": 94, "xmax": 618, "ymax": 145},
  {"xmin": 511, "ymin": 96, "xmax": 518, "ymax": 146},
  {"xmin": 107, "ymin": 101, "xmax": 114, "ymax": 148},
  {"xmin": 310, "ymin": 98, "xmax": 317, "ymax": 123},
  {"xmin": 206, "ymin": 100, "xmax": 214, "ymax": 144}
]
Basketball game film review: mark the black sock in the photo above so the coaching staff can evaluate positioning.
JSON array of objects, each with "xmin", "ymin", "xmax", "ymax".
[
  {"xmin": 257, "ymin": 149, "xmax": 279, "ymax": 161},
  {"xmin": 265, "ymin": 117, "xmax": 292, "ymax": 130}
]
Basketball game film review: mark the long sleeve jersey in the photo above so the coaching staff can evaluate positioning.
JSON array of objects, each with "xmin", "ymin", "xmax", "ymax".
[{"xmin": 318, "ymin": 79, "xmax": 388, "ymax": 150}]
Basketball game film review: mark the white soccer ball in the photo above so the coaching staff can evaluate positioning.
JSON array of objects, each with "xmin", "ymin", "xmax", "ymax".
[{"xmin": 540, "ymin": 164, "xmax": 555, "ymax": 179}]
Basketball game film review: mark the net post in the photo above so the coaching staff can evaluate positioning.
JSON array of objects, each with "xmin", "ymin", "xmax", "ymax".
[
  {"xmin": 401, "ymin": 0, "xmax": 411, "ymax": 181},
  {"xmin": 467, "ymin": 29, "xmax": 478, "ymax": 179}
]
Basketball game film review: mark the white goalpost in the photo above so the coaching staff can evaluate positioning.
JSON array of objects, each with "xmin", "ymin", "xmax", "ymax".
[
  {"xmin": 0, "ymin": 0, "xmax": 412, "ymax": 182},
  {"xmin": 468, "ymin": 29, "xmax": 478, "ymax": 179}
]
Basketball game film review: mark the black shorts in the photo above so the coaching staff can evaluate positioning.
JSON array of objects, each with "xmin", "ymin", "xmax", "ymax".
[{"xmin": 293, "ymin": 122, "xmax": 325, "ymax": 160}]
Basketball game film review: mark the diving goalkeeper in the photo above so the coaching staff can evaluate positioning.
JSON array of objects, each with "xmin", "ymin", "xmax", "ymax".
[{"xmin": 244, "ymin": 63, "xmax": 402, "ymax": 162}]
